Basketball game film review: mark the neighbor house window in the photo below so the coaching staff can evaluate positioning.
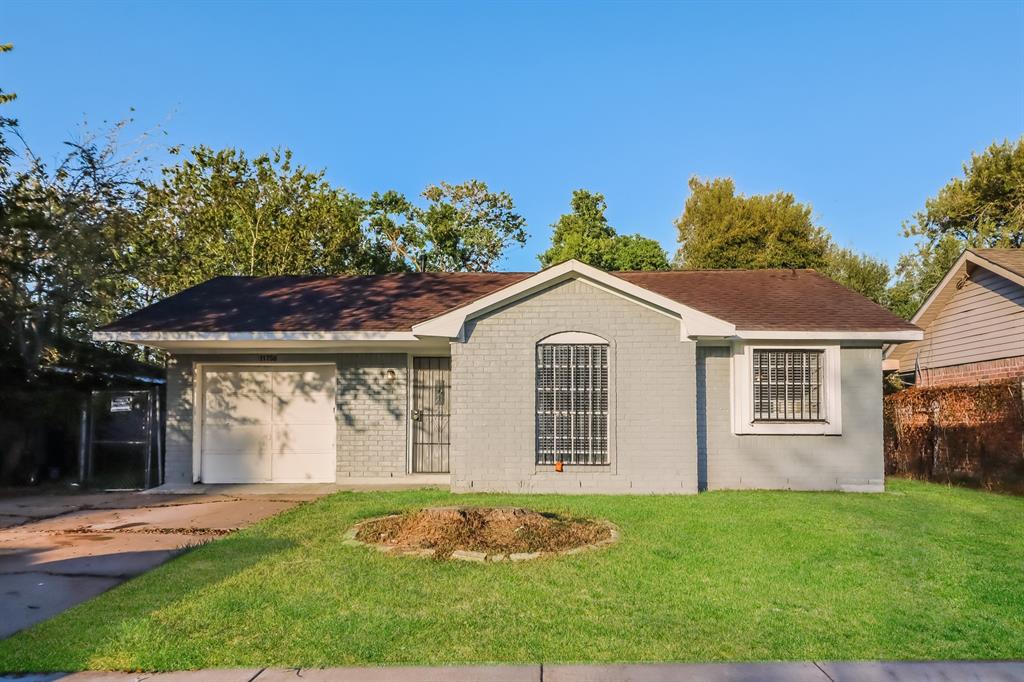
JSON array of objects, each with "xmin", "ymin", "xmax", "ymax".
[
  {"xmin": 752, "ymin": 349, "xmax": 824, "ymax": 422},
  {"xmin": 536, "ymin": 341, "xmax": 608, "ymax": 465}
]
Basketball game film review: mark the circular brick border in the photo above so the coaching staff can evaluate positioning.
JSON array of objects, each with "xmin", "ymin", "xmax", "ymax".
[{"xmin": 342, "ymin": 512, "xmax": 619, "ymax": 562}]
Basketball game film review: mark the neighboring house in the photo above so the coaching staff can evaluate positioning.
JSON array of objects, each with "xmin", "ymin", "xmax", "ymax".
[
  {"xmin": 94, "ymin": 260, "xmax": 920, "ymax": 494},
  {"xmin": 885, "ymin": 249, "xmax": 1024, "ymax": 388}
]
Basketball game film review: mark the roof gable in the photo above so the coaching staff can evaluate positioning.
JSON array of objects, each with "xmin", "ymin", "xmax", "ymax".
[
  {"xmin": 906, "ymin": 249, "xmax": 1024, "ymax": 333},
  {"xmin": 411, "ymin": 260, "xmax": 736, "ymax": 339}
]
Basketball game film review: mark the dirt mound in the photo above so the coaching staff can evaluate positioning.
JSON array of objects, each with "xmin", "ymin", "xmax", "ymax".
[{"xmin": 354, "ymin": 507, "xmax": 613, "ymax": 559}]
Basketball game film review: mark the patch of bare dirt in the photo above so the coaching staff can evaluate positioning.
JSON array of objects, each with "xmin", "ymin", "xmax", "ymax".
[{"xmin": 354, "ymin": 507, "xmax": 612, "ymax": 559}]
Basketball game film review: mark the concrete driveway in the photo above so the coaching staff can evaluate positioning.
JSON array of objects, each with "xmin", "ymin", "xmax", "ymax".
[{"xmin": 0, "ymin": 488, "xmax": 328, "ymax": 639}]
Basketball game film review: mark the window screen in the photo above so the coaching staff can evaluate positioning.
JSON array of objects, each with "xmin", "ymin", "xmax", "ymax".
[
  {"xmin": 752, "ymin": 349, "xmax": 824, "ymax": 422},
  {"xmin": 536, "ymin": 344, "xmax": 608, "ymax": 465}
]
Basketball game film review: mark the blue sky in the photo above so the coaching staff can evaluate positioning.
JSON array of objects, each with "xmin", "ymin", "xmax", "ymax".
[{"xmin": 3, "ymin": 0, "xmax": 1022, "ymax": 271}]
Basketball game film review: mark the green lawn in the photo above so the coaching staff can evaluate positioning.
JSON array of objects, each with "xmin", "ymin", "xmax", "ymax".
[{"xmin": 2, "ymin": 479, "xmax": 1023, "ymax": 672}]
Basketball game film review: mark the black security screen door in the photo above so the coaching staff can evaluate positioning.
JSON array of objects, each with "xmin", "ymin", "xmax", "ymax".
[{"xmin": 412, "ymin": 357, "xmax": 450, "ymax": 473}]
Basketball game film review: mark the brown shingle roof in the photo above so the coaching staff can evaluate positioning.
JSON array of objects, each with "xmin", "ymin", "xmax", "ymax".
[
  {"xmin": 101, "ymin": 268, "xmax": 917, "ymax": 333},
  {"xmin": 616, "ymin": 269, "xmax": 918, "ymax": 331},
  {"xmin": 102, "ymin": 273, "xmax": 532, "ymax": 332},
  {"xmin": 971, "ymin": 248, "xmax": 1024, "ymax": 278}
]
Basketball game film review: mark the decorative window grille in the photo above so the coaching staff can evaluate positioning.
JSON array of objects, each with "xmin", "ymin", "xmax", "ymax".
[
  {"xmin": 536, "ymin": 344, "xmax": 608, "ymax": 465},
  {"xmin": 752, "ymin": 349, "xmax": 825, "ymax": 422}
]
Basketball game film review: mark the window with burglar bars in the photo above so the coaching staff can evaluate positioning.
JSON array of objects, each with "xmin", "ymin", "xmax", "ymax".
[
  {"xmin": 752, "ymin": 349, "xmax": 825, "ymax": 422},
  {"xmin": 536, "ymin": 344, "xmax": 609, "ymax": 465}
]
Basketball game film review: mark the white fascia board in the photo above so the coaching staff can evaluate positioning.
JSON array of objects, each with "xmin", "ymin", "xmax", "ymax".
[
  {"xmin": 91, "ymin": 331, "xmax": 423, "ymax": 349},
  {"xmin": 735, "ymin": 329, "xmax": 923, "ymax": 342},
  {"xmin": 411, "ymin": 259, "xmax": 736, "ymax": 339},
  {"xmin": 93, "ymin": 331, "xmax": 420, "ymax": 342}
]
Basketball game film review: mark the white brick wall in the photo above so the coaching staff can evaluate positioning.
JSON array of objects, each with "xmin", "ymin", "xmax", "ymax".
[
  {"xmin": 697, "ymin": 346, "xmax": 884, "ymax": 490},
  {"xmin": 164, "ymin": 357, "xmax": 194, "ymax": 484},
  {"xmin": 162, "ymin": 353, "xmax": 409, "ymax": 482},
  {"xmin": 335, "ymin": 354, "xmax": 408, "ymax": 478},
  {"xmin": 450, "ymin": 279, "xmax": 699, "ymax": 494},
  {"xmin": 160, "ymin": 305, "xmax": 885, "ymax": 493}
]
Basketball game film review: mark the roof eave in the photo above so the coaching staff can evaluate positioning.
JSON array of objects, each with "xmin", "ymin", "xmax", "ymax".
[{"xmin": 735, "ymin": 329, "xmax": 923, "ymax": 343}]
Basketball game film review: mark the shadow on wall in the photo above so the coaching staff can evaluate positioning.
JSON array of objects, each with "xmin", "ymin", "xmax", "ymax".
[
  {"xmin": 166, "ymin": 357, "xmax": 405, "ymax": 467},
  {"xmin": 336, "ymin": 356, "xmax": 404, "ymax": 429}
]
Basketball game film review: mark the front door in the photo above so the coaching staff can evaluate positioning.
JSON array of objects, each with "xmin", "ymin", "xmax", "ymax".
[{"xmin": 411, "ymin": 357, "xmax": 450, "ymax": 473}]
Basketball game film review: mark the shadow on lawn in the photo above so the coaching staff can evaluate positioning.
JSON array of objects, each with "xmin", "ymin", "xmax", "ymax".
[{"xmin": 0, "ymin": 534, "xmax": 297, "ymax": 672}]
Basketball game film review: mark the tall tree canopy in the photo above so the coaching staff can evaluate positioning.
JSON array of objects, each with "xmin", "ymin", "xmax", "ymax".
[
  {"xmin": 674, "ymin": 177, "xmax": 830, "ymax": 270},
  {"xmin": 364, "ymin": 180, "xmax": 527, "ymax": 272},
  {"xmin": 674, "ymin": 177, "xmax": 894, "ymax": 304},
  {"xmin": 0, "ymin": 118, "xmax": 145, "ymax": 379},
  {"xmin": 889, "ymin": 138, "xmax": 1024, "ymax": 318},
  {"xmin": 539, "ymin": 189, "xmax": 669, "ymax": 270},
  {"xmin": 134, "ymin": 146, "xmax": 367, "ymax": 298},
  {"xmin": 820, "ymin": 245, "xmax": 891, "ymax": 306}
]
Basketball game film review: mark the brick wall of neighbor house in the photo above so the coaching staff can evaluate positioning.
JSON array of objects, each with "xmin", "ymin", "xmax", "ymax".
[
  {"xmin": 696, "ymin": 346, "xmax": 884, "ymax": 491},
  {"xmin": 449, "ymin": 278, "xmax": 698, "ymax": 494},
  {"xmin": 161, "ymin": 353, "xmax": 409, "ymax": 484},
  {"xmin": 915, "ymin": 356, "xmax": 1024, "ymax": 388}
]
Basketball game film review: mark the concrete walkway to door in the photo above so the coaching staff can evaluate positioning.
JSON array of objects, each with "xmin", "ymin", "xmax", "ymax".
[{"xmin": 0, "ymin": 487, "xmax": 331, "ymax": 639}]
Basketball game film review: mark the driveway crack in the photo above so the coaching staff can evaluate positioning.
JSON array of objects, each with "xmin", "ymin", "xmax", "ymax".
[{"xmin": 814, "ymin": 661, "xmax": 836, "ymax": 682}]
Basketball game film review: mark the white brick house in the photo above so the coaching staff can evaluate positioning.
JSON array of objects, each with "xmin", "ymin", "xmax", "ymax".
[{"xmin": 96, "ymin": 260, "xmax": 921, "ymax": 493}]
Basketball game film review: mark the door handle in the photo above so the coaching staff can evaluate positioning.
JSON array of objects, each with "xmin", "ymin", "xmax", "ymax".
[{"xmin": 412, "ymin": 409, "xmax": 422, "ymax": 421}]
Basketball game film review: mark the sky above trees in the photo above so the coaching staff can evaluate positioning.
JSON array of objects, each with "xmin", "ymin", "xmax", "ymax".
[{"xmin": 3, "ymin": 1, "xmax": 1022, "ymax": 271}]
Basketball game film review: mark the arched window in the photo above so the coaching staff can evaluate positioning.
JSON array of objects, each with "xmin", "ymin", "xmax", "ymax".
[{"xmin": 536, "ymin": 333, "xmax": 609, "ymax": 465}]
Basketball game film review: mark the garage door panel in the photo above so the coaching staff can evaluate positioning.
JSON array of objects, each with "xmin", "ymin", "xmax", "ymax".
[
  {"xmin": 202, "ymin": 424, "xmax": 270, "ymax": 456},
  {"xmin": 271, "ymin": 451, "xmax": 336, "ymax": 482},
  {"xmin": 203, "ymin": 452, "xmax": 271, "ymax": 483},
  {"xmin": 272, "ymin": 423, "xmax": 335, "ymax": 455},
  {"xmin": 201, "ymin": 366, "xmax": 336, "ymax": 484},
  {"xmin": 274, "ymin": 392, "xmax": 335, "ymax": 423},
  {"xmin": 272, "ymin": 367, "xmax": 335, "ymax": 395},
  {"xmin": 204, "ymin": 370, "xmax": 272, "ymax": 425}
]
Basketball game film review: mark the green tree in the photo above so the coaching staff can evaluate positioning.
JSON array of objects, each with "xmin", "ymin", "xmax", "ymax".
[
  {"xmin": 0, "ymin": 43, "xmax": 14, "ymax": 106},
  {"xmin": 674, "ymin": 177, "xmax": 830, "ymax": 270},
  {"xmin": 821, "ymin": 245, "xmax": 891, "ymax": 305},
  {"xmin": 886, "ymin": 234, "xmax": 964, "ymax": 320},
  {"xmin": 0, "ymin": 119, "xmax": 146, "ymax": 379},
  {"xmin": 134, "ymin": 146, "xmax": 367, "ymax": 298},
  {"xmin": 611, "ymin": 233, "xmax": 671, "ymax": 271},
  {"xmin": 907, "ymin": 138, "xmax": 1024, "ymax": 249},
  {"xmin": 539, "ymin": 189, "xmax": 668, "ymax": 270},
  {"xmin": 365, "ymin": 180, "xmax": 527, "ymax": 272},
  {"xmin": 890, "ymin": 138, "xmax": 1024, "ymax": 318}
]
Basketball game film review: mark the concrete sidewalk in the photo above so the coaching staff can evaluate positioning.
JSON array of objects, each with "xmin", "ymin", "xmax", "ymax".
[{"xmin": 3, "ymin": 661, "xmax": 1023, "ymax": 681}]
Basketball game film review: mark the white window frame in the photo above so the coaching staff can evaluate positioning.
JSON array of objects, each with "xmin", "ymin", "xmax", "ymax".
[{"xmin": 730, "ymin": 342, "xmax": 842, "ymax": 435}]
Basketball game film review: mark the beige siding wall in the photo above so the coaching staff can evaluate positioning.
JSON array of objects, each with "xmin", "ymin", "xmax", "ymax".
[
  {"xmin": 697, "ymin": 346, "xmax": 884, "ymax": 491},
  {"xmin": 450, "ymin": 279, "xmax": 698, "ymax": 494},
  {"xmin": 162, "ymin": 353, "xmax": 410, "ymax": 483},
  {"xmin": 893, "ymin": 268, "xmax": 1024, "ymax": 373}
]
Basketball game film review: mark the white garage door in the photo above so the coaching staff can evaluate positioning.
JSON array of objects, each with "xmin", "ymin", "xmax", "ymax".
[{"xmin": 201, "ymin": 365, "xmax": 336, "ymax": 483}]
